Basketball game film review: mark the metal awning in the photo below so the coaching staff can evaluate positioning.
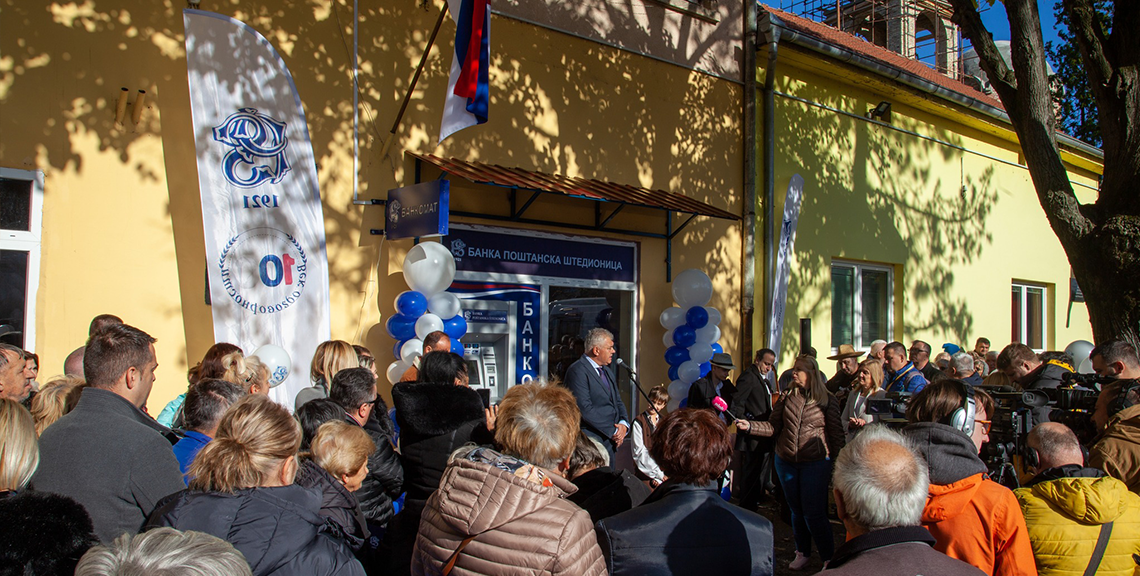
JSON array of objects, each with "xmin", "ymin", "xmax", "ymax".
[
  {"xmin": 407, "ymin": 152, "xmax": 740, "ymax": 221},
  {"xmin": 371, "ymin": 152, "xmax": 741, "ymax": 281}
]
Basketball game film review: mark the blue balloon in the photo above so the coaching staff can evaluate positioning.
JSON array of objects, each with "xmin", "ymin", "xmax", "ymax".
[
  {"xmin": 393, "ymin": 340, "xmax": 405, "ymax": 360},
  {"xmin": 711, "ymin": 343, "xmax": 723, "ymax": 355},
  {"xmin": 450, "ymin": 338, "xmax": 465, "ymax": 356},
  {"xmin": 395, "ymin": 291, "xmax": 428, "ymax": 317},
  {"xmin": 668, "ymin": 365, "xmax": 680, "ymax": 381},
  {"xmin": 385, "ymin": 313, "xmax": 417, "ymax": 341},
  {"xmin": 699, "ymin": 362, "xmax": 711, "ymax": 377},
  {"xmin": 664, "ymin": 346, "xmax": 691, "ymax": 366},
  {"xmin": 672, "ymin": 326, "xmax": 697, "ymax": 348},
  {"xmin": 443, "ymin": 314, "xmax": 468, "ymax": 339},
  {"xmin": 686, "ymin": 306, "xmax": 709, "ymax": 329}
]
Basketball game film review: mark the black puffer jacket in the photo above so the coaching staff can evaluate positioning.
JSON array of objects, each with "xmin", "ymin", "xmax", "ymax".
[
  {"xmin": 384, "ymin": 382, "xmax": 491, "ymax": 575},
  {"xmin": 294, "ymin": 458, "xmax": 369, "ymax": 552},
  {"xmin": 348, "ymin": 407, "xmax": 403, "ymax": 527},
  {"xmin": 145, "ymin": 485, "xmax": 365, "ymax": 576}
]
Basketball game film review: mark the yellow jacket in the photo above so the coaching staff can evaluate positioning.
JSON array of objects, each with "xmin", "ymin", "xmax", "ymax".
[{"xmin": 1015, "ymin": 472, "xmax": 1140, "ymax": 576}]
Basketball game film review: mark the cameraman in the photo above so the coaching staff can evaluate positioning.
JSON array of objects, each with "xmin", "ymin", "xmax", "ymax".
[
  {"xmin": 997, "ymin": 344, "xmax": 1073, "ymax": 425},
  {"xmin": 901, "ymin": 380, "xmax": 1035, "ymax": 576},
  {"xmin": 1088, "ymin": 340, "xmax": 1140, "ymax": 493}
]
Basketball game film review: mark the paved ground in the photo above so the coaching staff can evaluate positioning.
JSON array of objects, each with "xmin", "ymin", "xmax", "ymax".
[{"xmin": 752, "ymin": 501, "xmax": 848, "ymax": 575}]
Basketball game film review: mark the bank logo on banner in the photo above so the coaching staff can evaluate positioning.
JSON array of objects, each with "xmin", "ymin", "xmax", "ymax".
[
  {"xmin": 213, "ymin": 108, "xmax": 292, "ymax": 188},
  {"xmin": 387, "ymin": 199, "xmax": 402, "ymax": 224}
]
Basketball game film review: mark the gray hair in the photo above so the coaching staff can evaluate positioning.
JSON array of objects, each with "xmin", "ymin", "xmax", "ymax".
[
  {"xmin": 584, "ymin": 328, "xmax": 613, "ymax": 354},
  {"xmin": 75, "ymin": 528, "xmax": 252, "ymax": 576},
  {"xmin": 0, "ymin": 343, "xmax": 25, "ymax": 370},
  {"xmin": 950, "ymin": 352, "xmax": 974, "ymax": 375},
  {"xmin": 833, "ymin": 425, "xmax": 929, "ymax": 531}
]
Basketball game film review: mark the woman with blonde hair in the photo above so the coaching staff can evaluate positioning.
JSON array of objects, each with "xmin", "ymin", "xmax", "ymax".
[
  {"xmin": 145, "ymin": 395, "xmax": 364, "ymax": 576},
  {"xmin": 295, "ymin": 340, "xmax": 359, "ymax": 411},
  {"xmin": 736, "ymin": 354, "xmax": 844, "ymax": 570},
  {"xmin": 29, "ymin": 374, "xmax": 85, "ymax": 436},
  {"xmin": 295, "ymin": 420, "xmax": 375, "ymax": 554},
  {"xmin": 221, "ymin": 352, "xmax": 271, "ymax": 395},
  {"xmin": 840, "ymin": 359, "xmax": 886, "ymax": 442},
  {"xmin": 1, "ymin": 398, "xmax": 98, "ymax": 575}
]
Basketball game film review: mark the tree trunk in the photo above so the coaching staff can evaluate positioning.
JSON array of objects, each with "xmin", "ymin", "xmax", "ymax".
[{"xmin": 949, "ymin": 0, "xmax": 1140, "ymax": 350}]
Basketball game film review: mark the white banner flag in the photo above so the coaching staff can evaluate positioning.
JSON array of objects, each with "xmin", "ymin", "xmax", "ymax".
[
  {"xmin": 767, "ymin": 174, "xmax": 804, "ymax": 364},
  {"xmin": 184, "ymin": 9, "xmax": 331, "ymax": 407}
]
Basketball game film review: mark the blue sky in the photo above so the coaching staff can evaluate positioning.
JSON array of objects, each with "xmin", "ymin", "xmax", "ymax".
[{"xmin": 978, "ymin": 0, "xmax": 1063, "ymax": 48}]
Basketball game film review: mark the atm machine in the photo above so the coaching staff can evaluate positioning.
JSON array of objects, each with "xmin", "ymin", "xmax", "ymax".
[{"xmin": 459, "ymin": 299, "xmax": 515, "ymax": 404}]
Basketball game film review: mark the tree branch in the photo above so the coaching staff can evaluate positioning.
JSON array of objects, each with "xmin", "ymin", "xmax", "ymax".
[
  {"xmin": 949, "ymin": 0, "xmax": 1018, "ymax": 108},
  {"xmin": 1062, "ymin": 0, "xmax": 1112, "ymax": 104}
]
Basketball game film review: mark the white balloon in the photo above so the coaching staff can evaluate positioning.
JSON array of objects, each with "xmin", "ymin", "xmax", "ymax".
[
  {"xmin": 695, "ymin": 324, "xmax": 721, "ymax": 345},
  {"xmin": 672, "ymin": 269, "xmax": 713, "ymax": 308},
  {"xmin": 403, "ymin": 242, "xmax": 457, "ymax": 296},
  {"xmin": 659, "ymin": 307, "xmax": 686, "ymax": 330},
  {"xmin": 662, "ymin": 328, "xmax": 676, "ymax": 349},
  {"xmin": 704, "ymin": 307, "xmax": 722, "ymax": 327},
  {"xmin": 666, "ymin": 398, "xmax": 682, "ymax": 412},
  {"xmin": 400, "ymin": 338, "xmax": 424, "ymax": 363},
  {"xmin": 414, "ymin": 313, "xmax": 445, "ymax": 340},
  {"xmin": 689, "ymin": 343, "xmax": 714, "ymax": 364},
  {"xmin": 251, "ymin": 344, "xmax": 291, "ymax": 388},
  {"xmin": 678, "ymin": 360, "xmax": 702, "ymax": 384},
  {"xmin": 386, "ymin": 360, "xmax": 410, "ymax": 386},
  {"xmin": 1077, "ymin": 358, "xmax": 1094, "ymax": 375},
  {"xmin": 427, "ymin": 292, "xmax": 462, "ymax": 319},
  {"xmin": 667, "ymin": 379, "xmax": 689, "ymax": 402}
]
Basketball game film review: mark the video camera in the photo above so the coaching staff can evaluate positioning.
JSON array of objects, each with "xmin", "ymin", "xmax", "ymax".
[
  {"xmin": 981, "ymin": 381, "xmax": 1101, "ymax": 488},
  {"xmin": 864, "ymin": 391, "xmax": 913, "ymax": 427}
]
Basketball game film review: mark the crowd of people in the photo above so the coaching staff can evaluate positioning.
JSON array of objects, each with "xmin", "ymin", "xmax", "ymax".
[{"xmin": 4, "ymin": 317, "xmax": 1140, "ymax": 576}]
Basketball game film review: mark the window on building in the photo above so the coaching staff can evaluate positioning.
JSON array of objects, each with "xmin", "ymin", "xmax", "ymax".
[
  {"xmin": 0, "ymin": 168, "xmax": 43, "ymax": 349},
  {"xmin": 1012, "ymin": 282, "xmax": 1046, "ymax": 351},
  {"xmin": 831, "ymin": 260, "xmax": 892, "ymax": 351}
]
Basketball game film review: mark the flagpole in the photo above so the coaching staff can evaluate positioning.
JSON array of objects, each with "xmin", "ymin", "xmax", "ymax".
[{"xmin": 376, "ymin": 3, "xmax": 450, "ymax": 164}]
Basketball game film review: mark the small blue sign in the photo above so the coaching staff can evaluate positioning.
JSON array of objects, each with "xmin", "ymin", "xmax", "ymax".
[
  {"xmin": 447, "ymin": 227, "xmax": 636, "ymax": 283},
  {"xmin": 386, "ymin": 180, "xmax": 449, "ymax": 240}
]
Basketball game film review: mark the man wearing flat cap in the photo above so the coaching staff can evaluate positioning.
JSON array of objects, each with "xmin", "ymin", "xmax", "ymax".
[
  {"xmin": 687, "ymin": 353, "xmax": 737, "ymax": 414},
  {"xmin": 827, "ymin": 344, "xmax": 865, "ymax": 403}
]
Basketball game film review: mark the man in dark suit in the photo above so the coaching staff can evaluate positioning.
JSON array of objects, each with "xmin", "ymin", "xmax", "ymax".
[
  {"xmin": 731, "ymin": 348, "xmax": 777, "ymax": 510},
  {"xmin": 687, "ymin": 352, "xmax": 737, "ymax": 411},
  {"xmin": 565, "ymin": 327, "xmax": 629, "ymax": 465}
]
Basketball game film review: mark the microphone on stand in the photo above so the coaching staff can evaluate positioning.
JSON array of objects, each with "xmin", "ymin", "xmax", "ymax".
[{"xmin": 615, "ymin": 358, "xmax": 656, "ymax": 408}]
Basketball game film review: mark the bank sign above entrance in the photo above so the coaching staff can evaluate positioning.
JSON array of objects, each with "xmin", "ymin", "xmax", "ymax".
[{"xmin": 447, "ymin": 227, "xmax": 636, "ymax": 283}]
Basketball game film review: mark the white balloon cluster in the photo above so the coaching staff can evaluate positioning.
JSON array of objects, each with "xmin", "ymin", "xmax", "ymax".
[
  {"xmin": 384, "ymin": 242, "xmax": 465, "ymax": 385},
  {"xmin": 660, "ymin": 269, "xmax": 723, "ymax": 411}
]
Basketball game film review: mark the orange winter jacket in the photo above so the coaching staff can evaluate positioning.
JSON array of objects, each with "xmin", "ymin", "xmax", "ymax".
[{"xmin": 922, "ymin": 472, "xmax": 1038, "ymax": 576}]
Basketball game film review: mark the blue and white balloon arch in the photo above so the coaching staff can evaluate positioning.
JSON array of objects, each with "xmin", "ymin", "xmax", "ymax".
[{"xmin": 383, "ymin": 242, "xmax": 466, "ymax": 384}]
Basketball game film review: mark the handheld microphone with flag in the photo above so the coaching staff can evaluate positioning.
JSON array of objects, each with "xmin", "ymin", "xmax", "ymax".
[{"xmin": 712, "ymin": 396, "xmax": 737, "ymax": 421}]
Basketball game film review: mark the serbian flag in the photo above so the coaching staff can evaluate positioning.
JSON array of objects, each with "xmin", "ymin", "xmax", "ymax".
[{"xmin": 440, "ymin": 0, "xmax": 490, "ymax": 142}]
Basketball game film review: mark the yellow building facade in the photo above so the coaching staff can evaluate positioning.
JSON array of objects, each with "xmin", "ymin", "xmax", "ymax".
[{"xmin": 0, "ymin": 0, "xmax": 1098, "ymax": 409}]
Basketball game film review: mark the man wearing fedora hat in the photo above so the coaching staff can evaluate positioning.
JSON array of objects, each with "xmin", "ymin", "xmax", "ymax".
[
  {"xmin": 827, "ymin": 344, "xmax": 865, "ymax": 400},
  {"xmin": 687, "ymin": 352, "xmax": 737, "ymax": 414}
]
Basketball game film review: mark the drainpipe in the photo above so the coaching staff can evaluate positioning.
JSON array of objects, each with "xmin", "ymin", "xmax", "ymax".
[
  {"xmin": 758, "ymin": 11, "xmax": 780, "ymax": 350},
  {"xmin": 741, "ymin": 0, "xmax": 758, "ymax": 362}
]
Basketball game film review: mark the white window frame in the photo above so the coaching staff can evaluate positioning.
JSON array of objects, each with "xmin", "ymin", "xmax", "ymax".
[
  {"xmin": 0, "ymin": 167, "xmax": 44, "ymax": 351},
  {"xmin": 831, "ymin": 259, "xmax": 894, "ymax": 353},
  {"xmin": 1012, "ymin": 281, "xmax": 1047, "ymax": 353}
]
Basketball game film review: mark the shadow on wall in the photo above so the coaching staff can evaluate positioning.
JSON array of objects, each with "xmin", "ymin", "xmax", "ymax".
[
  {"xmin": 3, "ymin": 0, "xmax": 746, "ymax": 376},
  {"xmin": 776, "ymin": 90, "xmax": 997, "ymax": 360}
]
